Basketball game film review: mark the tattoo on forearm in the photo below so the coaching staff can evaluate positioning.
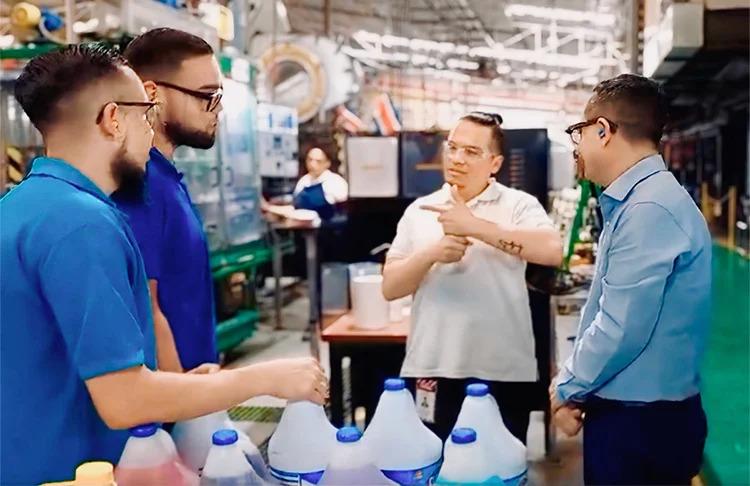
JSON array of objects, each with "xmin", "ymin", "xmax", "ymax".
[{"xmin": 496, "ymin": 239, "xmax": 523, "ymax": 254}]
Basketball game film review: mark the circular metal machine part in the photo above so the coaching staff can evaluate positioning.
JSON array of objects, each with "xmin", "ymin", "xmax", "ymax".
[{"xmin": 259, "ymin": 42, "xmax": 327, "ymax": 123}]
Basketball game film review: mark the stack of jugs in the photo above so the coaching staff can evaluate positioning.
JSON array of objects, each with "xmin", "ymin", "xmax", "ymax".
[
  {"xmin": 435, "ymin": 428, "xmax": 504, "ymax": 485},
  {"xmin": 318, "ymin": 427, "xmax": 392, "ymax": 485},
  {"xmin": 267, "ymin": 400, "xmax": 338, "ymax": 485},
  {"xmin": 201, "ymin": 429, "xmax": 265, "ymax": 485},
  {"xmin": 362, "ymin": 378, "xmax": 443, "ymax": 485},
  {"xmin": 172, "ymin": 411, "xmax": 270, "ymax": 480},
  {"xmin": 115, "ymin": 423, "xmax": 199, "ymax": 486},
  {"xmin": 453, "ymin": 384, "xmax": 528, "ymax": 486}
]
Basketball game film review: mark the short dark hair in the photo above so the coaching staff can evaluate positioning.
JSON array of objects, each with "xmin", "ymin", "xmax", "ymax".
[
  {"xmin": 14, "ymin": 43, "xmax": 128, "ymax": 132},
  {"xmin": 124, "ymin": 28, "xmax": 214, "ymax": 79},
  {"xmin": 459, "ymin": 111, "xmax": 505, "ymax": 154},
  {"xmin": 587, "ymin": 74, "xmax": 668, "ymax": 145}
]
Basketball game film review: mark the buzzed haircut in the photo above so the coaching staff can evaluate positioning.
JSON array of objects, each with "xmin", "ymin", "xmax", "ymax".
[
  {"xmin": 587, "ymin": 74, "xmax": 668, "ymax": 146},
  {"xmin": 14, "ymin": 43, "xmax": 129, "ymax": 133},
  {"xmin": 123, "ymin": 28, "xmax": 214, "ymax": 80}
]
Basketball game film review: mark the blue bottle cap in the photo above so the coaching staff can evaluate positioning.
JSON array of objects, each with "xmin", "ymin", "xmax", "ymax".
[
  {"xmin": 130, "ymin": 424, "xmax": 158, "ymax": 438},
  {"xmin": 466, "ymin": 383, "xmax": 489, "ymax": 397},
  {"xmin": 451, "ymin": 428, "xmax": 477, "ymax": 444},
  {"xmin": 384, "ymin": 378, "xmax": 405, "ymax": 391},
  {"xmin": 336, "ymin": 426, "xmax": 362, "ymax": 443},
  {"xmin": 212, "ymin": 429, "xmax": 239, "ymax": 446}
]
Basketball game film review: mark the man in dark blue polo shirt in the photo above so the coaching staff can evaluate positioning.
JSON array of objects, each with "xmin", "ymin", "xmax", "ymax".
[
  {"xmin": 1, "ymin": 44, "xmax": 328, "ymax": 485},
  {"xmin": 113, "ymin": 28, "xmax": 224, "ymax": 372}
]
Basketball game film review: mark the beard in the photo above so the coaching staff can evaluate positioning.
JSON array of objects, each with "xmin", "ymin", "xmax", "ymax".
[
  {"xmin": 164, "ymin": 120, "xmax": 216, "ymax": 150},
  {"xmin": 112, "ymin": 144, "xmax": 147, "ymax": 202},
  {"xmin": 574, "ymin": 149, "xmax": 587, "ymax": 180}
]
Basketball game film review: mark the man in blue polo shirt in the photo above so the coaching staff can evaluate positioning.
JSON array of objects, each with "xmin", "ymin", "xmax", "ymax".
[
  {"xmin": 0, "ymin": 44, "xmax": 157, "ymax": 483},
  {"xmin": 113, "ymin": 28, "xmax": 224, "ymax": 372},
  {"xmin": 1, "ymin": 45, "xmax": 328, "ymax": 485}
]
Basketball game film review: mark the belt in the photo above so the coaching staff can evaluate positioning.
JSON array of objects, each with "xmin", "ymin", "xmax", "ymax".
[{"xmin": 584, "ymin": 394, "xmax": 701, "ymax": 412}]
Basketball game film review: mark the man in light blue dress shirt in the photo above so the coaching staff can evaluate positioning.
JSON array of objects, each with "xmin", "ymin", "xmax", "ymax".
[{"xmin": 551, "ymin": 74, "xmax": 711, "ymax": 485}]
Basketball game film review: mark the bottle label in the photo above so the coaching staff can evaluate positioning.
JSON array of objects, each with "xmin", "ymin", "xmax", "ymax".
[
  {"xmin": 382, "ymin": 459, "xmax": 443, "ymax": 485},
  {"xmin": 269, "ymin": 467, "xmax": 325, "ymax": 485},
  {"xmin": 502, "ymin": 470, "xmax": 528, "ymax": 486},
  {"xmin": 435, "ymin": 476, "xmax": 504, "ymax": 486}
]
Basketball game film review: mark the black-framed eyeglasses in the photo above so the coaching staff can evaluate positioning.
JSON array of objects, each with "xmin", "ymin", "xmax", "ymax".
[
  {"xmin": 96, "ymin": 101, "xmax": 158, "ymax": 126},
  {"xmin": 155, "ymin": 81, "xmax": 223, "ymax": 112},
  {"xmin": 565, "ymin": 117, "xmax": 619, "ymax": 145}
]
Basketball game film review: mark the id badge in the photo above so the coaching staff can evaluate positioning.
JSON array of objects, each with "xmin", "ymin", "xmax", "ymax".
[{"xmin": 415, "ymin": 379, "xmax": 437, "ymax": 424}]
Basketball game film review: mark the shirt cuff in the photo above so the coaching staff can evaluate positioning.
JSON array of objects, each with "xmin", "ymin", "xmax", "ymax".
[{"xmin": 555, "ymin": 365, "xmax": 588, "ymax": 404}]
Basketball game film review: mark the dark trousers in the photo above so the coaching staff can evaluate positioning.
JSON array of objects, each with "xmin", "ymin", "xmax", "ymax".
[
  {"xmin": 583, "ymin": 394, "xmax": 707, "ymax": 486},
  {"xmin": 406, "ymin": 378, "xmax": 535, "ymax": 445}
]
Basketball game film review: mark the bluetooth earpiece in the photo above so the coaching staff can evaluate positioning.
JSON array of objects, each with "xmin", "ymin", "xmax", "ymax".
[{"xmin": 598, "ymin": 128, "xmax": 606, "ymax": 138}]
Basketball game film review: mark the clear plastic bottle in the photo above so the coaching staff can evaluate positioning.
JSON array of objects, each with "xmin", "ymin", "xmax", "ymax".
[
  {"xmin": 318, "ymin": 427, "xmax": 393, "ymax": 485},
  {"xmin": 115, "ymin": 424, "xmax": 198, "ymax": 486},
  {"xmin": 267, "ymin": 401, "xmax": 337, "ymax": 485},
  {"xmin": 362, "ymin": 378, "xmax": 443, "ymax": 485},
  {"xmin": 200, "ymin": 430, "xmax": 265, "ymax": 486},
  {"xmin": 453, "ymin": 384, "xmax": 527, "ymax": 486},
  {"xmin": 435, "ymin": 428, "xmax": 504, "ymax": 485}
]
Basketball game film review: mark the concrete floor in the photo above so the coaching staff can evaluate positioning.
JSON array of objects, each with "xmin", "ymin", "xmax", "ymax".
[{"xmin": 225, "ymin": 292, "xmax": 584, "ymax": 485}]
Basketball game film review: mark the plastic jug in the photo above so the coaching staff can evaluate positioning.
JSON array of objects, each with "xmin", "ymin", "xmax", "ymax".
[
  {"xmin": 201, "ymin": 430, "xmax": 265, "ymax": 486},
  {"xmin": 172, "ymin": 411, "xmax": 270, "ymax": 480},
  {"xmin": 115, "ymin": 424, "xmax": 198, "ymax": 486},
  {"xmin": 268, "ymin": 401, "xmax": 337, "ymax": 485},
  {"xmin": 318, "ymin": 427, "xmax": 393, "ymax": 485},
  {"xmin": 435, "ymin": 428, "xmax": 504, "ymax": 485},
  {"xmin": 41, "ymin": 461, "xmax": 116, "ymax": 486},
  {"xmin": 453, "ymin": 384, "xmax": 528, "ymax": 486},
  {"xmin": 350, "ymin": 274, "xmax": 390, "ymax": 329},
  {"xmin": 322, "ymin": 263, "xmax": 349, "ymax": 315},
  {"xmin": 362, "ymin": 378, "xmax": 443, "ymax": 485}
]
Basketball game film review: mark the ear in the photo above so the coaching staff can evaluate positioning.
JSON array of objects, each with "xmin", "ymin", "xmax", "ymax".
[
  {"xmin": 97, "ymin": 102, "xmax": 122, "ymax": 140},
  {"xmin": 597, "ymin": 118, "xmax": 613, "ymax": 146},
  {"xmin": 142, "ymin": 80, "xmax": 159, "ymax": 103},
  {"xmin": 490, "ymin": 154, "xmax": 504, "ymax": 175}
]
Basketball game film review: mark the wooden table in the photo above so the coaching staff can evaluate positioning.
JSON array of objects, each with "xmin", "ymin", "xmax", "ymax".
[{"xmin": 321, "ymin": 313, "xmax": 410, "ymax": 427}]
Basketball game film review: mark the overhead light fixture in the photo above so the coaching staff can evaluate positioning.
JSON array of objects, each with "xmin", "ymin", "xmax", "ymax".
[
  {"xmin": 504, "ymin": 4, "xmax": 616, "ymax": 27},
  {"xmin": 446, "ymin": 58, "xmax": 480, "ymax": 70},
  {"xmin": 496, "ymin": 64, "xmax": 512, "ymax": 75}
]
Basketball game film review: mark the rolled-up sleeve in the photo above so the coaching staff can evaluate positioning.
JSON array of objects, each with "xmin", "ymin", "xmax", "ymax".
[
  {"xmin": 556, "ymin": 202, "xmax": 690, "ymax": 402},
  {"xmin": 39, "ymin": 223, "xmax": 147, "ymax": 380}
]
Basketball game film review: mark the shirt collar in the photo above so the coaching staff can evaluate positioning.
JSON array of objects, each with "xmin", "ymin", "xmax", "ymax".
[
  {"xmin": 600, "ymin": 153, "xmax": 666, "ymax": 219},
  {"xmin": 310, "ymin": 170, "xmax": 332, "ymax": 183},
  {"xmin": 149, "ymin": 147, "xmax": 183, "ymax": 181},
  {"xmin": 28, "ymin": 157, "xmax": 112, "ymax": 205},
  {"xmin": 438, "ymin": 180, "xmax": 502, "ymax": 207}
]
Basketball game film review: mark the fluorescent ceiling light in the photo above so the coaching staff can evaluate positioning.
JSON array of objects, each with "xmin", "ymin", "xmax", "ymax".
[
  {"xmin": 504, "ymin": 4, "xmax": 616, "ymax": 27},
  {"xmin": 446, "ymin": 58, "xmax": 480, "ymax": 70}
]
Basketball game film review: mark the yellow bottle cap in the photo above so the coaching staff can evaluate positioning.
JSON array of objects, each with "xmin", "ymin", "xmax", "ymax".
[
  {"xmin": 75, "ymin": 462, "xmax": 115, "ymax": 486},
  {"xmin": 10, "ymin": 2, "xmax": 42, "ymax": 28}
]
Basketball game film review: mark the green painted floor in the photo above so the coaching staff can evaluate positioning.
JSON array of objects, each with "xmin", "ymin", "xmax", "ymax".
[{"xmin": 702, "ymin": 245, "xmax": 750, "ymax": 485}]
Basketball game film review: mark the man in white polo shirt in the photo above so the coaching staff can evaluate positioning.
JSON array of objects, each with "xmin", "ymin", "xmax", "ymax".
[{"xmin": 382, "ymin": 112, "xmax": 563, "ymax": 442}]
